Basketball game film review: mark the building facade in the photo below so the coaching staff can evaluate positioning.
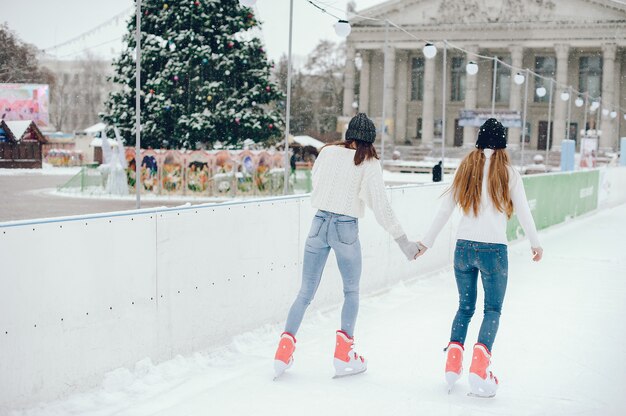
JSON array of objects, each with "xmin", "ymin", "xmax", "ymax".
[{"xmin": 343, "ymin": 0, "xmax": 626, "ymax": 151}]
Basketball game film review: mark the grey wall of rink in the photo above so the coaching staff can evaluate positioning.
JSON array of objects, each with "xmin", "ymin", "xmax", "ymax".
[{"xmin": 0, "ymin": 183, "xmax": 459, "ymax": 408}]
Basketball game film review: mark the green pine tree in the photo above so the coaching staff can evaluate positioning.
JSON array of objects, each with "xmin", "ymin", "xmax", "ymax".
[{"xmin": 102, "ymin": 0, "xmax": 284, "ymax": 149}]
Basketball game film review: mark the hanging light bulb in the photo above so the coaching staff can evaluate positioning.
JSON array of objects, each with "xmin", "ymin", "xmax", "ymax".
[
  {"xmin": 623, "ymin": 114, "xmax": 626, "ymax": 121},
  {"xmin": 610, "ymin": 111, "xmax": 617, "ymax": 119},
  {"xmin": 575, "ymin": 97, "xmax": 584, "ymax": 107},
  {"xmin": 466, "ymin": 61, "xmax": 478, "ymax": 75},
  {"xmin": 239, "ymin": 0, "xmax": 257, "ymax": 6},
  {"xmin": 334, "ymin": 20, "xmax": 351, "ymax": 37},
  {"xmin": 602, "ymin": 108, "xmax": 609, "ymax": 116},
  {"xmin": 513, "ymin": 72, "xmax": 525, "ymax": 85},
  {"xmin": 536, "ymin": 86, "xmax": 547, "ymax": 97},
  {"xmin": 352, "ymin": 101, "xmax": 358, "ymax": 109},
  {"xmin": 560, "ymin": 90, "xmax": 570, "ymax": 101},
  {"xmin": 590, "ymin": 101, "xmax": 600, "ymax": 110},
  {"xmin": 422, "ymin": 43, "xmax": 437, "ymax": 59}
]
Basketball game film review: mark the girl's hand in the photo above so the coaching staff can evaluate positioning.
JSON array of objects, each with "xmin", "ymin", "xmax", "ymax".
[
  {"xmin": 414, "ymin": 242, "xmax": 428, "ymax": 259},
  {"xmin": 531, "ymin": 247, "xmax": 543, "ymax": 262}
]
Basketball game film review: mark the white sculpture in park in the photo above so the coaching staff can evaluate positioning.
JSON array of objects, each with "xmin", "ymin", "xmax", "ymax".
[{"xmin": 98, "ymin": 127, "xmax": 129, "ymax": 196}]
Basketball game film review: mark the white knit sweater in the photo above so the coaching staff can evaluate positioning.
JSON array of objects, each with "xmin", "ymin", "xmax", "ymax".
[
  {"xmin": 310, "ymin": 146, "xmax": 405, "ymax": 239},
  {"xmin": 422, "ymin": 150, "xmax": 540, "ymax": 248}
]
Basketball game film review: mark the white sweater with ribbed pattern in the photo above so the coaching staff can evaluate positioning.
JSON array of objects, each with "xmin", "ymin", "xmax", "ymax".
[
  {"xmin": 422, "ymin": 150, "xmax": 540, "ymax": 248},
  {"xmin": 310, "ymin": 146, "xmax": 405, "ymax": 239}
]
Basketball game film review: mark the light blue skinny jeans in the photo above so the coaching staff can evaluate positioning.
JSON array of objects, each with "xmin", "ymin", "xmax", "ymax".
[{"xmin": 285, "ymin": 210, "xmax": 362, "ymax": 338}]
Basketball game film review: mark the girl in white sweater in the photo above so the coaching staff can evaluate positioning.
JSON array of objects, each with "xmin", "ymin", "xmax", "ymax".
[
  {"xmin": 418, "ymin": 118, "xmax": 543, "ymax": 397},
  {"xmin": 273, "ymin": 113, "xmax": 420, "ymax": 379}
]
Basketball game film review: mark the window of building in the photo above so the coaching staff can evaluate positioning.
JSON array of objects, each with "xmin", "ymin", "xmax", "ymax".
[
  {"xmin": 411, "ymin": 58, "xmax": 424, "ymax": 101},
  {"xmin": 534, "ymin": 56, "xmax": 555, "ymax": 103},
  {"xmin": 495, "ymin": 56, "xmax": 511, "ymax": 103},
  {"xmin": 416, "ymin": 117, "xmax": 422, "ymax": 139},
  {"xmin": 579, "ymin": 56, "xmax": 602, "ymax": 99},
  {"xmin": 451, "ymin": 57, "xmax": 466, "ymax": 102}
]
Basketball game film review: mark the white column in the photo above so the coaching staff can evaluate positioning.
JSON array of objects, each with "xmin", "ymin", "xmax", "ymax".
[
  {"xmin": 462, "ymin": 45, "xmax": 479, "ymax": 148},
  {"xmin": 342, "ymin": 45, "xmax": 356, "ymax": 116},
  {"xmin": 552, "ymin": 44, "xmax": 570, "ymax": 150},
  {"xmin": 600, "ymin": 43, "xmax": 617, "ymax": 150},
  {"xmin": 395, "ymin": 50, "xmax": 409, "ymax": 143},
  {"xmin": 422, "ymin": 52, "xmax": 436, "ymax": 145},
  {"xmin": 383, "ymin": 46, "xmax": 396, "ymax": 142},
  {"xmin": 508, "ymin": 45, "xmax": 524, "ymax": 149},
  {"xmin": 358, "ymin": 50, "xmax": 370, "ymax": 115}
]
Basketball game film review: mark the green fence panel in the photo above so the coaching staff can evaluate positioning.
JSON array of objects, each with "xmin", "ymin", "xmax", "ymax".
[{"xmin": 507, "ymin": 170, "xmax": 599, "ymax": 241}]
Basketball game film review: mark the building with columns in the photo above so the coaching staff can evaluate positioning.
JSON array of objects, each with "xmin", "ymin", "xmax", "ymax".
[{"xmin": 343, "ymin": 0, "xmax": 626, "ymax": 152}]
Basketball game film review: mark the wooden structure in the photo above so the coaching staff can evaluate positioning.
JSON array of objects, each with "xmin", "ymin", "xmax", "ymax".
[{"xmin": 0, "ymin": 120, "xmax": 47, "ymax": 168}]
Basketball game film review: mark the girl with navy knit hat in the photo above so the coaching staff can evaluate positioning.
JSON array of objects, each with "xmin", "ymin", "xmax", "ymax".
[
  {"xmin": 417, "ymin": 118, "xmax": 543, "ymax": 397},
  {"xmin": 273, "ymin": 113, "xmax": 420, "ymax": 379}
]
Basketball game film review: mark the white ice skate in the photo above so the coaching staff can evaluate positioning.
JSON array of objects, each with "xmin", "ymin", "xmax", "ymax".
[
  {"xmin": 444, "ymin": 342, "xmax": 464, "ymax": 393},
  {"xmin": 332, "ymin": 330, "xmax": 367, "ymax": 378},
  {"xmin": 273, "ymin": 332, "xmax": 296, "ymax": 380},
  {"xmin": 468, "ymin": 343, "xmax": 498, "ymax": 398}
]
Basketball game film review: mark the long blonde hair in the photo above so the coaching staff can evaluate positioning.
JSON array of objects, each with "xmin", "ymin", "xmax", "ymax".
[{"xmin": 449, "ymin": 149, "xmax": 513, "ymax": 218}]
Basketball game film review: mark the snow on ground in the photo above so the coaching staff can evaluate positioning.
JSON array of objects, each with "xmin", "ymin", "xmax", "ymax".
[
  {"xmin": 0, "ymin": 165, "xmax": 81, "ymax": 176},
  {"xmin": 13, "ymin": 204, "xmax": 626, "ymax": 416}
]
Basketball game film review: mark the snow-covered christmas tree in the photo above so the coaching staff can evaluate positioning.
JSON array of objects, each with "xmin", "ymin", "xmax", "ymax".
[{"xmin": 102, "ymin": 0, "xmax": 284, "ymax": 149}]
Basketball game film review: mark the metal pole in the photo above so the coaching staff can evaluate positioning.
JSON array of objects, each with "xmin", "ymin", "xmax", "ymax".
[
  {"xmin": 283, "ymin": 0, "xmax": 293, "ymax": 194},
  {"xmin": 441, "ymin": 41, "xmax": 447, "ymax": 180},
  {"xmin": 380, "ymin": 20, "xmax": 389, "ymax": 165},
  {"xmin": 582, "ymin": 92, "xmax": 588, "ymax": 144},
  {"xmin": 566, "ymin": 85, "xmax": 572, "ymax": 142},
  {"xmin": 545, "ymin": 78, "xmax": 554, "ymax": 166},
  {"xmin": 491, "ymin": 58, "xmax": 498, "ymax": 116},
  {"xmin": 135, "ymin": 0, "xmax": 142, "ymax": 209},
  {"xmin": 520, "ymin": 68, "xmax": 529, "ymax": 172}
]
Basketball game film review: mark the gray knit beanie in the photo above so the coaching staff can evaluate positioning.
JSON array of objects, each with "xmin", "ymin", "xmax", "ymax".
[{"xmin": 345, "ymin": 113, "xmax": 377, "ymax": 143}]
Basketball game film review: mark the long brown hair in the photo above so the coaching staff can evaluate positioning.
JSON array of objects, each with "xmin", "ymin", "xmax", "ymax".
[
  {"xmin": 323, "ymin": 140, "xmax": 379, "ymax": 166},
  {"xmin": 449, "ymin": 149, "xmax": 513, "ymax": 218}
]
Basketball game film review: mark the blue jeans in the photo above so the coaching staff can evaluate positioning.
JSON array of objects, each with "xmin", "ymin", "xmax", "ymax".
[
  {"xmin": 285, "ymin": 210, "xmax": 362, "ymax": 337},
  {"xmin": 450, "ymin": 239, "xmax": 508, "ymax": 351}
]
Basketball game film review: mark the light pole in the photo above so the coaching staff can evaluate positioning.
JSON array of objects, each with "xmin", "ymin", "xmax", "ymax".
[
  {"xmin": 441, "ymin": 41, "xmax": 447, "ymax": 180},
  {"xmin": 135, "ymin": 0, "xmax": 142, "ymax": 208},
  {"xmin": 545, "ymin": 79, "xmax": 554, "ymax": 167},
  {"xmin": 520, "ymin": 68, "xmax": 530, "ymax": 171},
  {"xmin": 282, "ymin": 0, "xmax": 294, "ymax": 194},
  {"xmin": 380, "ymin": 20, "xmax": 389, "ymax": 165},
  {"xmin": 565, "ymin": 86, "xmax": 573, "ymax": 143},
  {"xmin": 491, "ymin": 58, "xmax": 498, "ymax": 116}
]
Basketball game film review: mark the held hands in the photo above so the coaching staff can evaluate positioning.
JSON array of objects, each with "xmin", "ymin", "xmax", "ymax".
[
  {"xmin": 394, "ymin": 235, "xmax": 421, "ymax": 261},
  {"xmin": 414, "ymin": 242, "xmax": 428, "ymax": 259},
  {"xmin": 531, "ymin": 247, "xmax": 543, "ymax": 262}
]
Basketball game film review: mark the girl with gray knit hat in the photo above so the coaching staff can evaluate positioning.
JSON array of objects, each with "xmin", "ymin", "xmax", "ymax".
[{"xmin": 273, "ymin": 113, "xmax": 420, "ymax": 379}]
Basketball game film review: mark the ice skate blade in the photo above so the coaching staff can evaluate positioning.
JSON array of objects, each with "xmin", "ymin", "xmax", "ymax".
[
  {"xmin": 445, "ymin": 371, "xmax": 461, "ymax": 393},
  {"xmin": 273, "ymin": 358, "xmax": 292, "ymax": 380},
  {"xmin": 332, "ymin": 367, "xmax": 367, "ymax": 379},
  {"xmin": 468, "ymin": 373, "xmax": 497, "ymax": 398},
  {"xmin": 467, "ymin": 392, "xmax": 496, "ymax": 398}
]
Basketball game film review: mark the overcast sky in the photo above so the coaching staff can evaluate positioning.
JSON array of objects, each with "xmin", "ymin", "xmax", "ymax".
[{"xmin": 1, "ymin": 0, "xmax": 383, "ymax": 64}]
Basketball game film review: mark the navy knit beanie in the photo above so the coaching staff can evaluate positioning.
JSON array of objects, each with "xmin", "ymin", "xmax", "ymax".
[
  {"xmin": 345, "ymin": 113, "xmax": 377, "ymax": 143},
  {"xmin": 475, "ymin": 118, "xmax": 507, "ymax": 149}
]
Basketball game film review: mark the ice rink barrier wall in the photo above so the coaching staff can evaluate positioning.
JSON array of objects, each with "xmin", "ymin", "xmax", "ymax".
[{"xmin": 1, "ymin": 167, "xmax": 626, "ymax": 408}]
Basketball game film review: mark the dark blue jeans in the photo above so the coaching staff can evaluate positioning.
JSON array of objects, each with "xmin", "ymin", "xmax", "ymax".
[{"xmin": 450, "ymin": 239, "xmax": 508, "ymax": 351}]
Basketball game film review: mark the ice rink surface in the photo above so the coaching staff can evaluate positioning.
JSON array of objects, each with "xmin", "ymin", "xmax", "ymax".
[{"xmin": 15, "ymin": 204, "xmax": 626, "ymax": 416}]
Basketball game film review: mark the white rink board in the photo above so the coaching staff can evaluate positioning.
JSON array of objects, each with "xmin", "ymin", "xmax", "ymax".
[
  {"xmin": 598, "ymin": 166, "xmax": 626, "ymax": 208},
  {"xmin": 0, "ymin": 184, "xmax": 454, "ymax": 407},
  {"xmin": 6, "ymin": 165, "xmax": 626, "ymax": 407}
]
